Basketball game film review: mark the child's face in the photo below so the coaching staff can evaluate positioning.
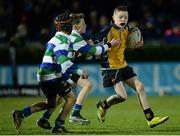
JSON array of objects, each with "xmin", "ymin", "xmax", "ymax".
[
  {"xmin": 113, "ymin": 11, "xmax": 128, "ymax": 28},
  {"xmin": 75, "ymin": 18, "xmax": 87, "ymax": 34}
]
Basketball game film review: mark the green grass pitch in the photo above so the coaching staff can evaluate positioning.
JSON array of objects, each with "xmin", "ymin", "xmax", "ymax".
[{"xmin": 0, "ymin": 96, "xmax": 180, "ymax": 135}]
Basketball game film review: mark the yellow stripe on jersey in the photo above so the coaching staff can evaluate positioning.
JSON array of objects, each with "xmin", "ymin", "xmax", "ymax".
[{"xmin": 107, "ymin": 26, "xmax": 129, "ymax": 69}]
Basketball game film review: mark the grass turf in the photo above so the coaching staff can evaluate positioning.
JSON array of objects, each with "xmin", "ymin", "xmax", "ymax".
[{"xmin": 0, "ymin": 96, "xmax": 179, "ymax": 135}]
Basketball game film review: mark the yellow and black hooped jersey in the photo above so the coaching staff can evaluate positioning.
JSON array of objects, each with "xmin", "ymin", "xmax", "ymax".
[{"xmin": 100, "ymin": 24, "xmax": 129, "ymax": 70}]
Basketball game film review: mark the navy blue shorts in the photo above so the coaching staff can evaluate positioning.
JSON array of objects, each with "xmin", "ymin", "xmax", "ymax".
[
  {"xmin": 70, "ymin": 73, "xmax": 80, "ymax": 83},
  {"xmin": 39, "ymin": 78, "xmax": 71, "ymax": 98},
  {"xmin": 102, "ymin": 66, "xmax": 136, "ymax": 87}
]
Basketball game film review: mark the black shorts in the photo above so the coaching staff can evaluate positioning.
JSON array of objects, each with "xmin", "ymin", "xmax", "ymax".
[
  {"xmin": 102, "ymin": 66, "xmax": 136, "ymax": 87},
  {"xmin": 39, "ymin": 78, "xmax": 71, "ymax": 98},
  {"xmin": 70, "ymin": 73, "xmax": 80, "ymax": 83}
]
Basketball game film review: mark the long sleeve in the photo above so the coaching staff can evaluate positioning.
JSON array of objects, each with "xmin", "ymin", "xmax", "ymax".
[{"xmin": 71, "ymin": 31, "xmax": 109, "ymax": 56}]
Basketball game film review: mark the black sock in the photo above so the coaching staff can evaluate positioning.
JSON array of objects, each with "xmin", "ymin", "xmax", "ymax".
[
  {"xmin": 101, "ymin": 100, "xmax": 110, "ymax": 109},
  {"xmin": 144, "ymin": 108, "xmax": 154, "ymax": 121}
]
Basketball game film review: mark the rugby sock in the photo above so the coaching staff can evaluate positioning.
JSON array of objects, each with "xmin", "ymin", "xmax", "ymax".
[
  {"xmin": 55, "ymin": 120, "xmax": 64, "ymax": 128},
  {"xmin": 72, "ymin": 104, "xmax": 82, "ymax": 116},
  {"xmin": 41, "ymin": 111, "xmax": 51, "ymax": 120},
  {"xmin": 144, "ymin": 108, "xmax": 154, "ymax": 121},
  {"xmin": 101, "ymin": 100, "xmax": 110, "ymax": 109},
  {"xmin": 22, "ymin": 107, "xmax": 31, "ymax": 117}
]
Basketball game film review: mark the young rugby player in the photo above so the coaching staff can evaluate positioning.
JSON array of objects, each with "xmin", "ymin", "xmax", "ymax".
[
  {"xmin": 95, "ymin": 6, "xmax": 169, "ymax": 128},
  {"xmin": 68, "ymin": 13, "xmax": 119, "ymax": 125},
  {"xmin": 12, "ymin": 12, "xmax": 85, "ymax": 134}
]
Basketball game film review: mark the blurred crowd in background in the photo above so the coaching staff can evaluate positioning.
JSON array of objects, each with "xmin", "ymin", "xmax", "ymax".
[{"xmin": 0, "ymin": 0, "xmax": 179, "ymax": 46}]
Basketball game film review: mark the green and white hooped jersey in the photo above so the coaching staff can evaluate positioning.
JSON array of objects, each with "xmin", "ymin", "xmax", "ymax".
[
  {"xmin": 68, "ymin": 30, "xmax": 109, "ymax": 59},
  {"xmin": 37, "ymin": 32, "xmax": 82, "ymax": 82}
]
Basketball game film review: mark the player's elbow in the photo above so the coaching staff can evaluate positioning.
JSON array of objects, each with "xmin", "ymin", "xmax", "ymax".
[{"xmin": 79, "ymin": 79, "xmax": 93, "ymax": 92}]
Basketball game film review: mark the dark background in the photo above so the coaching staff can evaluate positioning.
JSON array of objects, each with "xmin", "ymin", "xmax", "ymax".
[
  {"xmin": 0, "ymin": 0, "xmax": 179, "ymax": 64},
  {"xmin": 0, "ymin": 0, "xmax": 179, "ymax": 42}
]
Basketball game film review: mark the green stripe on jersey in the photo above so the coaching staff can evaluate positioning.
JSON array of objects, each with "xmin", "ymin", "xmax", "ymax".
[
  {"xmin": 88, "ymin": 47, "xmax": 96, "ymax": 55},
  {"xmin": 55, "ymin": 35, "xmax": 69, "ymax": 44},
  {"xmin": 45, "ymin": 50, "xmax": 54, "ymax": 56},
  {"xmin": 38, "ymin": 68, "xmax": 55, "ymax": 75},
  {"xmin": 57, "ymin": 56, "xmax": 69, "ymax": 64},
  {"xmin": 71, "ymin": 33, "xmax": 83, "ymax": 43}
]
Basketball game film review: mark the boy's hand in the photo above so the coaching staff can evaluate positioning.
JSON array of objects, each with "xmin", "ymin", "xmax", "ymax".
[
  {"xmin": 134, "ymin": 37, "xmax": 144, "ymax": 48},
  {"xmin": 88, "ymin": 39, "xmax": 95, "ymax": 46},
  {"xmin": 82, "ymin": 70, "xmax": 88, "ymax": 79},
  {"xmin": 110, "ymin": 38, "xmax": 121, "ymax": 47}
]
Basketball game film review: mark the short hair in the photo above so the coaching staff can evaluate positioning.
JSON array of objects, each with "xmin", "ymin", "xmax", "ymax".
[
  {"xmin": 54, "ymin": 12, "xmax": 72, "ymax": 32},
  {"xmin": 113, "ymin": 6, "xmax": 128, "ymax": 15},
  {"xmin": 70, "ymin": 13, "xmax": 85, "ymax": 25}
]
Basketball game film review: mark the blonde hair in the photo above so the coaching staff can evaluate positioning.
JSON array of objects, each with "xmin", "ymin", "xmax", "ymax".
[
  {"xmin": 70, "ymin": 13, "xmax": 85, "ymax": 25},
  {"xmin": 113, "ymin": 6, "xmax": 128, "ymax": 15}
]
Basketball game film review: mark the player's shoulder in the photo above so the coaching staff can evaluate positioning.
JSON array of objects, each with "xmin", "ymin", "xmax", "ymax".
[
  {"xmin": 70, "ymin": 31, "xmax": 84, "ymax": 43},
  {"xmin": 90, "ymin": 24, "xmax": 112, "ymax": 43},
  {"xmin": 100, "ymin": 24, "xmax": 112, "ymax": 33}
]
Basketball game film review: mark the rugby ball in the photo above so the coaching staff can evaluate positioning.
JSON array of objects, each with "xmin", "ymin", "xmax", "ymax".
[{"xmin": 127, "ymin": 27, "xmax": 142, "ymax": 48}]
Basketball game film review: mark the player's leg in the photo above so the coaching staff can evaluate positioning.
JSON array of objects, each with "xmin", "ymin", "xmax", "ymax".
[
  {"xmin": 13, "ymin": 95, "xmax": 63, "ymax": 131},
  {"xmin": 69, "ymin": 76, "xmax": 92, "ymax": 125},
  {"xmin": 36, "ymin": 96, "xmax": 63, "ymax": 129},
  {"xmin": 52, "ymin": 85, "xmax": 76, "ymax": 133},
  {"xmin": 12, "ymin": 101, "xmax": 49, "ymax": 133},
  {"xmin": 125, "ymin": 77, "xmax": 150, "ymax": 109},
  {"xmin": 13, "ymin": 95, "xmax": 62, "ymax": 126},
  {"xmin": 97, "ymin": 81, "xmax": 127, "ymax": 123},
  {"xmin": 12, "ymin": 89, "xmax": 57, "ymax": 133},
  {"xmin": 97, "ymin": 70, "xmax": 126, "ymax": 123},
  {"xmin": 37, "ymin": 97, "xmax": 57, "ymax": 129},
  {"xmin": 125, "ymin": 77, "xmax": 169, "ymax": 128},
  {"xmin": 31, "ymin": 95, "xmax": 62, "ymax": 113},
  {"xmin": 110, "ymin": 81, "xmax": 128, "ymax": 105},
  {"xmin": 36, "ymin": 79, "xmax": 61, "ymax": 129}
]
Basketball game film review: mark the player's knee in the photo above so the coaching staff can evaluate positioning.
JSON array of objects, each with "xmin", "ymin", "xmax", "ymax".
[
  {"xmin": 67, "ymin": 94, "xmax": 76, "ymax": 104},
  {"xmin": 48, "ymin": 102, "xmax": 56, "ymax": 109},
  {"xmin": 81, "ymin": 80, "xmax": 93, "ymax": 92},
  {"xmin": 136, "ymin": 82, "xmax": 145, "ymax": 93},
  {"xmin": 86, "ymin": 81, "xmax": 93, "ymax": 91},
  {"xmin": 117, "ymin": 94, "xmax": 127, "ymax": 102}
]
